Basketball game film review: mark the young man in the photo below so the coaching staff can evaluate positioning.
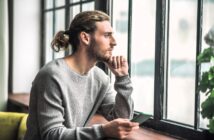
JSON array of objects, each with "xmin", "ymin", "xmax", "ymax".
[{"xmin": 24, "ymin": 10, "xmax": 139, "ymax": 140}]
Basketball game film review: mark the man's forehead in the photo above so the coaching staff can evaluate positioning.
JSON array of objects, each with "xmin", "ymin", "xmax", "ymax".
[{"xmin": 95, "ymin": 21, "xmax": 113, "ymax": 33}]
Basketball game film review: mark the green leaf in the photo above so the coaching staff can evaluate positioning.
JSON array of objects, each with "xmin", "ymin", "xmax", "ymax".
[
  {"xmin": 208, "ymin": 118, "xmax": 214, "ymax": 134},
  {"xmin": 211, "ymin": 56, "xmax": 214, "ymax": 64},
  {"xmin": 198, "ymin": 72, "xmax": 210, "ymax": 92},
  {"xmin": 198, "ymin": 47, "xmax": 214, "ymax": 133},
  {"xmin": 208, "ymin": 72, "xmax": 214, "ymax": 80},
  {"xmin": 201, "ymin": 93, "xmax": 214, "ymax": 119},
  {"xmin": 197, "ymin": 48, "xmax": 213, "ymax": 63},
  {"xmin": 209, "ymin": 79, "xmax": 214, "ymax": 88},
  {"xmin": 207, "ymin": 68, "xmax": 214, "ymax": 89},
  {"xmin": 210, "ymin": 90, "xmax": 214, "ymax": 98}
]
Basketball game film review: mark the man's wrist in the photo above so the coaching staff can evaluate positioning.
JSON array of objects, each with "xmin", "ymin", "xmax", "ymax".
[
  {"xmin": 113, "ymin": 72, "xmax": 129, "ymax": 77},
  {"xmin": 115, "ymin": 75, "xmax": 129, "ymax": 81},
  {"xmin": 101, "ymin": 124, "xmax": 108, "ymax": 137}
]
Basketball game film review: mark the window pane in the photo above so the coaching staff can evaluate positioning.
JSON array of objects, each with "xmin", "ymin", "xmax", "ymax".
[
  {"xmin": 82, "ymin": 2, "xmax": 94, "ymax": 11},
  {"xmin": 112, "ymin": 0, "xmax": 128, "ymax": 57},
  {"xmin": 167, "ymin": 0, "xmax": 197, "ymax": 125},
  {"xmin": 45, "ymin": 0, "xmax": 54, "ymax": 9},
  {"xmin": 70, "ymin": 5, "xmax": 80, "ymax": 19},
  {"xmin": 71, "ymin": 0, "xmax": 80, "ymax": 3},
  {"xmin": 54, "ymin": 9, "xmax": 66, "ymax": 59},
  {"xmin": 131, "ymin": 0, "xmax": 156, "ymax": 115},
  {"xmin": 55, "ymin": 0, "xmax": 65, "ymax": 7},
  {"xmin": 111, "ymin": 0, "xmax": 129, "ymax": 82},
  {"xmin": 45, "ymin": 12, "xmax": 53, "ymax": 63},
  {"xmin": 200, "ymin": 0, "xmax": 214, "ymax": 129}
]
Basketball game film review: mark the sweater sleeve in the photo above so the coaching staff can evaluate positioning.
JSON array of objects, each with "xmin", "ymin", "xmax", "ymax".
[
  {"xmin": 97, "ymin": 75, "xmax": 134, "ymax": 120},
  {"xmin": 32, "ymin": 74, "xmax": 105, "ymax": 140}
]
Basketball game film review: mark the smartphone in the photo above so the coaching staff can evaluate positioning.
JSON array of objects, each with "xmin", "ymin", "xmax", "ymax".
[{"xmin": 131, "ymin": 113, "xmax": 151, "ymax": 124}]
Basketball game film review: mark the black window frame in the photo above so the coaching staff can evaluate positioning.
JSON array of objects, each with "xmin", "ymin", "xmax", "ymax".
[{"xmin": 109, "ymin": 0, "xmax": 211, "ymax": 139}]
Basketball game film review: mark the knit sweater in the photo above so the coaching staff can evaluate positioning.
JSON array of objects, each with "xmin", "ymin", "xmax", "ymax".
[{"xmin": 24, "ymin": 58, "xmax": 134, "ymax": 140}]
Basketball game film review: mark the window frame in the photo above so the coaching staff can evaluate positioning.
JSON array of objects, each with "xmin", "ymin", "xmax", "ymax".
[{"xmin": 108, "ymin": 0, "xmax": 208, "ymax": 139}]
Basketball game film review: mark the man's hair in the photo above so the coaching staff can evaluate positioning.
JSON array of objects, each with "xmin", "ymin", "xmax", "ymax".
[{"xmin": 51, "ymin": 10, "xmax": 110, "ymax": 53}]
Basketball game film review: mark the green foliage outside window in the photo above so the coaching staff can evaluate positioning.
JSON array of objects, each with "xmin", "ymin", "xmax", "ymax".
[{"xmin": 197, "ymin": 26, "xmax": 214, "ymax": 134}]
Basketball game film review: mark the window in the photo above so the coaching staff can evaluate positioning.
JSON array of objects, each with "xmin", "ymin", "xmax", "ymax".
[
  {"xmin": 111, "ymin": 0, "xmax": 214, "ymax": 139},
  {"xmin": 42, "ymin": 0, "xmax": 95, "ymax": 64}
]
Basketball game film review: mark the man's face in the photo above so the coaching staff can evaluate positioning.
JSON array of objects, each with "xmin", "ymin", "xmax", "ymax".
[{"xmin": 87, "ymin": 21, "xmax": 117, "ymax": 62}]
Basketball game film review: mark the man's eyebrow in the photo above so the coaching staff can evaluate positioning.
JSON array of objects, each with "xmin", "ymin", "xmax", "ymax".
[{"xmin": 103, "ymin": 32, "xmax": 113, "ymax": 34}]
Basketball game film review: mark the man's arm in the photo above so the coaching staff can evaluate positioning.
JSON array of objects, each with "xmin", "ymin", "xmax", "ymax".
[
  {"xmin": 99, "ymin": 56, "xmax": 134, "ymax": 120},
  {"xmin": 98, "ymin": 56, "xmax": 139, "ymax": 139}
]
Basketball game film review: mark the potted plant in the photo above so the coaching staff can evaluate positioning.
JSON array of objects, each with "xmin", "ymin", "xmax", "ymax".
[{"xmin": 197, "ymin": 26, "xmax": 214, "ymax": 136}]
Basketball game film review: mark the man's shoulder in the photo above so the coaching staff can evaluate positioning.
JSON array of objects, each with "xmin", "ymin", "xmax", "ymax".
[{"xmin": 34, "ymin": 59, "xmax": 64, "ymax": 81}]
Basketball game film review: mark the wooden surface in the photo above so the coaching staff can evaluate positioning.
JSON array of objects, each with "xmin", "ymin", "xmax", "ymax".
[
  {"xmin": 89, "ymin": 114, "xmax": 179, "ymax": 140},
  {"xmin": 8, "ymin": 93, "xmax": 30, "ymax": 112},
  {"xmin": 8, "ymin": 93, "xmax": 30, "ymax": 107}
]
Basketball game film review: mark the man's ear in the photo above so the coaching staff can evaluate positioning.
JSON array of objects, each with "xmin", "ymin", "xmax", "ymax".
[{"xmin": 79, "ymin": 31, "xmax": 90, "ymax": 46}]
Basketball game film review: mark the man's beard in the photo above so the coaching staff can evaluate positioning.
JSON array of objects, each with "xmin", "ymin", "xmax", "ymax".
[{"xmin": 87, "ymin": 38, "xmax": 111, "ymax": 63}]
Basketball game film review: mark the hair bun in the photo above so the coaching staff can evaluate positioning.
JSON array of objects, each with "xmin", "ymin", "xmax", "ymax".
[{"xmin": 51, "ymin": 31, "xmax": 70, "ymax": 52}]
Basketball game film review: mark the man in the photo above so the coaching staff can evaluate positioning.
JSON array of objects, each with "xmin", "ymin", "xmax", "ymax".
[{"xmin": 24, "ymin": 10, "xmax": 139, "ymax": 140}]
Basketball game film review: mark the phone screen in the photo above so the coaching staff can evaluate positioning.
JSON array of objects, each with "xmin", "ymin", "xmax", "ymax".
[{"xmin": 131, "ymin": 113, "xmax": 151, "ymax": 124}]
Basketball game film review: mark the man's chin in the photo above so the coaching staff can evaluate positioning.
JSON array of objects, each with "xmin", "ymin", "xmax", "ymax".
[{"xmin": 97, "ymin": 56, "xmax": 111, "ymax": 63}]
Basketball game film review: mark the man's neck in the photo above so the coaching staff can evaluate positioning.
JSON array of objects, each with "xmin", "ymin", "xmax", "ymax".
[{"xmin": 64, "ymin": 51, "xmax": 96, "ymax": 75}]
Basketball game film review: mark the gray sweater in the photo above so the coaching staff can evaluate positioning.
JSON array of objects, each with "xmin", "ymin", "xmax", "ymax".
[{"xmin": 24, "ymin": 58, "xmax": 134, "ymax": 140}]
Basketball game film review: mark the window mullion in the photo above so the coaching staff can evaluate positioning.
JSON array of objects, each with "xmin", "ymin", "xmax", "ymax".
[
  {"xmin": 80, "ymin": 0, "xmax": 82, "ymax": 12},
  {"xmin": 163, "ymin": 0, "xmax": 170, "ymax": 120},
  {"xmin": 65, "ymin": 0, "xmax": 70, "ymax": 56},
  {"xmin": 154, "ymin": 0, "xmax": 167, "ymax": 121},
  {"xmin": 127, "ymin": 0, "xmax": 132, "ymax": 76},
  {"xmin": 52, "ymin": 0, "xmax": 56, "ymax": 60},
  {"xmin": 194, "ymin": 0, "xmax": 203, "ymax": 130},
  {"xmin": 40, "ymin": 0, "xmax": 45, "ymax": 67}
]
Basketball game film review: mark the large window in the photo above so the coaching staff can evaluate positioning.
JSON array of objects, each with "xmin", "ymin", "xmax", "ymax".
[
  {"xmin": 112, "ymin": 0, "xmax": 156, "ymax": 116},
  {"xmin": 42, "ymin": 0, "xmax": 214, "ymax": 139},
  {"xmin": 111, "ymin": 0, "xmax": 214, "ymax": 139},
  {"xmin": 112, "ymin": 0, "xmax": 156, "ymax": 115}
]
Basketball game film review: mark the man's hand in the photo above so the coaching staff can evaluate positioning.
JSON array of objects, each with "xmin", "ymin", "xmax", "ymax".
[
  {"xmin": 106, "ymin": 56, "xmax": 129, "ymax": 77},
  {"xmin": 102, "ymin": 118, "xmax": 139, "ymax": 139}
]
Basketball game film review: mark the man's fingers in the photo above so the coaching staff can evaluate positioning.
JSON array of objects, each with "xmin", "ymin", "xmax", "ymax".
[
  {"xmin": 118, "ymin": 120, "xmax": 139, "ymax": 129},
  {"xmin": 108, "ymin": 56, "xmax": 125, "ymax": 69},
  {"xmin": 121, "ymin": 56, "xmax": 127, "ymax": 66},
  {"xmin": 117, "ymin": 56, "xmax": 121, "ymax": 68},
  {"xmin": 102, "ymin": 118, "xmax": 139, "ymax": 139},
  {"xmin": 113, "ymin": 56, "xmax": 118, "ymax": 68}
]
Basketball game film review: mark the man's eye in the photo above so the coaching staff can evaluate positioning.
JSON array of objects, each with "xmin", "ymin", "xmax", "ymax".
[{"xmin": 104, "ymin": 34, "xmax": 111, "ymax": 38}]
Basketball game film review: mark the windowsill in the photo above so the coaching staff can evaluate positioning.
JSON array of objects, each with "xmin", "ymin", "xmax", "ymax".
[
  {"xmin": 7, "ymin": 93, "xmax": 178, "ymax": 140},
  {"xmin": 8, "ymin": 93, "xmax": 30, "ymax": 113}
]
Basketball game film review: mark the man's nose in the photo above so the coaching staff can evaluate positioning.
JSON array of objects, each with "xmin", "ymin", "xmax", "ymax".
[{"xmin": 110, "ymin": 36, "xmax": 117, "ymax": 46}]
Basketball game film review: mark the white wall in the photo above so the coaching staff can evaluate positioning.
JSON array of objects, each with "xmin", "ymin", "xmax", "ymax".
[
  {"xmin": 13, "ymin": 0, "xmax": 41, "ymax": 93},
  {"xmin": 0, "ymin": 0, "xmax": 8, "ymax": 111}
]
